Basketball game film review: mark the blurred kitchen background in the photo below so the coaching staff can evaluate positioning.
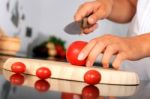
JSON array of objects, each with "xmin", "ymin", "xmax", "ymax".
[{"xmin": 0, "ymin": 0, "xmax": 128, "ymax": 59}]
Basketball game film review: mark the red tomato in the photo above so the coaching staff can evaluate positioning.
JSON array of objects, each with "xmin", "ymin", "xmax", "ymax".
[
  {"xmin": 84, "ymin": 70, "xmax": 101, "ymax": 85},
  {"xmin": 10, "ymin": 74, "xmax": 25, "ymax": 85},
  {"xmin": 34, "ymin": 80, "xmax": 50, "ymax": 92},
  {"xmin": 60, "ymin": 50, "xmax": 66, "ymax": 58},
  {"xmin": 55, "ymin": 44, "xmax": 66, "ymax": 58},
  {"xmin": 11, "ymin": 62, "xmax": 26, "ymax": 73},
  {"xmin": 82, "ymin": 85, "xmax": 100, "ymax": 99},
  {"xmin": 36, "ymin": 67, "xmax": 51, "ymax": 79},
  {"xmin": 66, "ymin": 41, "xmax": 87, "ymax": 66}
]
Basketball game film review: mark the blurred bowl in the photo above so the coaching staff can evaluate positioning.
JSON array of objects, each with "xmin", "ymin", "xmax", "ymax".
[{"xmin": 0, "ymin": 36, "xmax": 21, "ymax": 55}]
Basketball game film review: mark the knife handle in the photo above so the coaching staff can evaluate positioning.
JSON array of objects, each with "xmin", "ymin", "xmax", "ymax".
[{"xmin": 80, "ymin": 14, "xmax": 93, "ymax": 29}]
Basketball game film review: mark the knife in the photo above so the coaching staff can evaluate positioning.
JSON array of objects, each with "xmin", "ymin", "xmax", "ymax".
[{"xmin": 64, "ymin": 16, "xmax": 92, "ymax": 35}]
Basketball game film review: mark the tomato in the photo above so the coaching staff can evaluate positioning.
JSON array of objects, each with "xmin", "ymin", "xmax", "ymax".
[
  {"xmin": 84, "ymin": 70, "xmax": 101, "ymax": 85},
  {"xmin": 36, "ymin": 67, "xmax": 51, "ymax": 79},
  {"xmin": 10, "ymin": 74, "xmax": 25, "ymax": 85},
  {"xmin": 82, "ymin": 85, "xmax": 100, "ymax": 99},
  {"xmin": 66, "ymin": 41, "xmax": 87, "ymax": 66},
  {"xmin": 55, "ymin": 44, "xmax": 66, "ymax": 58},
  {"xmin": 34, "ymin": 80, "xmax": 50, "ymax": 92},
  {"xmin": 59, "ymin": 50, "xmax": 66, "ymax": 58},
  {"xmin": 11, "ymin": 62, "xmax": 26, "ymax": 73}
]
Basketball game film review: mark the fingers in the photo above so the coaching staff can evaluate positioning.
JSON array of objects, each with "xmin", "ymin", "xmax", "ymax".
[
  {"xmin": 78, "ymin": 39, "xmax": 97, "ymax": 61},
  {"xmin": 88, "ymin": 7, "xmax": 106, "ymax": 24},
  {"xmin": 74, "ymin": 2, "xmax": 94, "ymax": 22},
  {"xmin": 101, "ymin": 44, "xmax": 118, "ymax": 68},
  {"xmin": 74, "ymin": 1, "xmax": 101, "ymax": 24},
  {"xmin": 82, "ymin": 23, "xmax": 98, "ymax": 34},
  {"xmin": 78, "ymin": 35, "xmax": 127, "ymax": 69},
  {"xmin": 112, "ymin": 53, "xmax": 126, "ymax": 70},
  {"xmin": 86, "ymin": 42, "xmax": 106, "ymax": 67}
]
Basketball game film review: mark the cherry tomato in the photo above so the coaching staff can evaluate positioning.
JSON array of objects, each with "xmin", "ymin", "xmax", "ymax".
[
  {"xmin": 84, "ymin": 70, "xmax": 101, "ymax": 85},
  {"xmin": 82, "ymin": 85, "xmax": 100, "ymax": 99},
  {"xmin": 55, "ymin": 44, "xmax": 64, "ymax": 53},
  {"xmin": 34, "ymin": 80, "xmax": 50, "ymax": 92},
  {"xmin": 11, "ymin": 62, "xmax": 26, "ymax": 73},
  {"xmin": 60, "ymin": 50, "xmax": 66, "ymax": 58},
  {"xmin": 55, "ymin": 44, "xmax": 66, "ymax": 58},
  {"xmin": 10, "ymin": 74, "xmax": 25, "ymax": 85},
  {"xmin": 36, "ymin": 67, "xmax": 51, "ymax": 79},
  {"xmin": 66, "ymin": 41, "xmax": 87, "ymax": 66}
]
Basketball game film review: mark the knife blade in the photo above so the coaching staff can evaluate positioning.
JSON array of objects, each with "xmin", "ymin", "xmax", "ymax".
[
  {"xmin": 64, "ymin": 17, "xmax": 91, "ymax": 35},
  {"xmin": 64, "ymin": 21, "xmax": 82, "ymax": 35}
]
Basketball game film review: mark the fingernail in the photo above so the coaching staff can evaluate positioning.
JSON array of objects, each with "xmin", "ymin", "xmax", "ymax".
[
  {"xmin": 103, "ymin": 63, "xmax": 109, "ymax": 68},
  {"xmin": 86, "ymin": 61, "xmax": 92, "ymax": 67},
  {"xmin": 78, "ymin": 53, "xmax": 85, "ymax": 60},
  {"xmin": 104, "ymin": 65, "xmax": 109, "ymax": 69}
]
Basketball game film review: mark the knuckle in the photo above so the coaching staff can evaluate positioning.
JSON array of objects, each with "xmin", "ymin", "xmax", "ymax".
[
  {"xmin": 97, "ymin": 41, "xmax": 103, "ymax": 46},
  {"xmin": 90, "ymin": 38, "xmax": 98, "ymax": 43},
  {"xmin": 107, "ymin": 44, "xmax": 116, "ymax": 52},
  {"xmin": 107, "ymin": 45, "xmax": 114, "ymax": 50}
]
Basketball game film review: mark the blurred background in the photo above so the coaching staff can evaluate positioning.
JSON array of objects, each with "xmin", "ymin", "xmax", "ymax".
[{"xmin": 0, "ymin": 0, "xmax": 128, "ymax": 59}]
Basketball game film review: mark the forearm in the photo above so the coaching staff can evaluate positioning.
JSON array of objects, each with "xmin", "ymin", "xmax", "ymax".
[
  {"xmin": 107, "ymin": 0, "xmax": 137, "ymax": 23},
  {"xmin": 128, "ymin": 33, "xmax": 150, "ymax": 59}
]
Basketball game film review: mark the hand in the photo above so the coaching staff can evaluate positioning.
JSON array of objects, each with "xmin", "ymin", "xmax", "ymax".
[
  {"xmin": 77, "ymin": 34, "xmax": 143, "ymax": 69},
  {"xmin": 74, "ymin": 0, "xmax": 114, "ymax": 34}
]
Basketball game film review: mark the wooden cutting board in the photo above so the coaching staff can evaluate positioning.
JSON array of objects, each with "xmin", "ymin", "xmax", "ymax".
[{"xmin": 3, "ymin": 58, "xmax": 140, "ymax": 85}]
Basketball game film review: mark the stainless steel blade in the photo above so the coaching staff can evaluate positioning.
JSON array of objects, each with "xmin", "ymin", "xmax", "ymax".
[{"xmin": 64, "ymin": 21, "xmax": 82, "ymax": 35}]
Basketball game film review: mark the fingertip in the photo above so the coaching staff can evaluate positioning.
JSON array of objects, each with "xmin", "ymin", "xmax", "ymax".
[
  {"xmin": 86, "ymin": 61, "xmax": 93, "ymax": 67},
  {"xmin": 89, "ymin": 24, "xmax": 98, "ymax": 32},
  {"xmin": 82, "ymin": 29, "xmax": 92, "ymax": 34},
  {"xmin": 112, "ymin": 63, "xmax": 120, "ymax": 70},
  {"xmin": 102, "ymin": 63, "xmax": 109, "ymax": 69}
]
